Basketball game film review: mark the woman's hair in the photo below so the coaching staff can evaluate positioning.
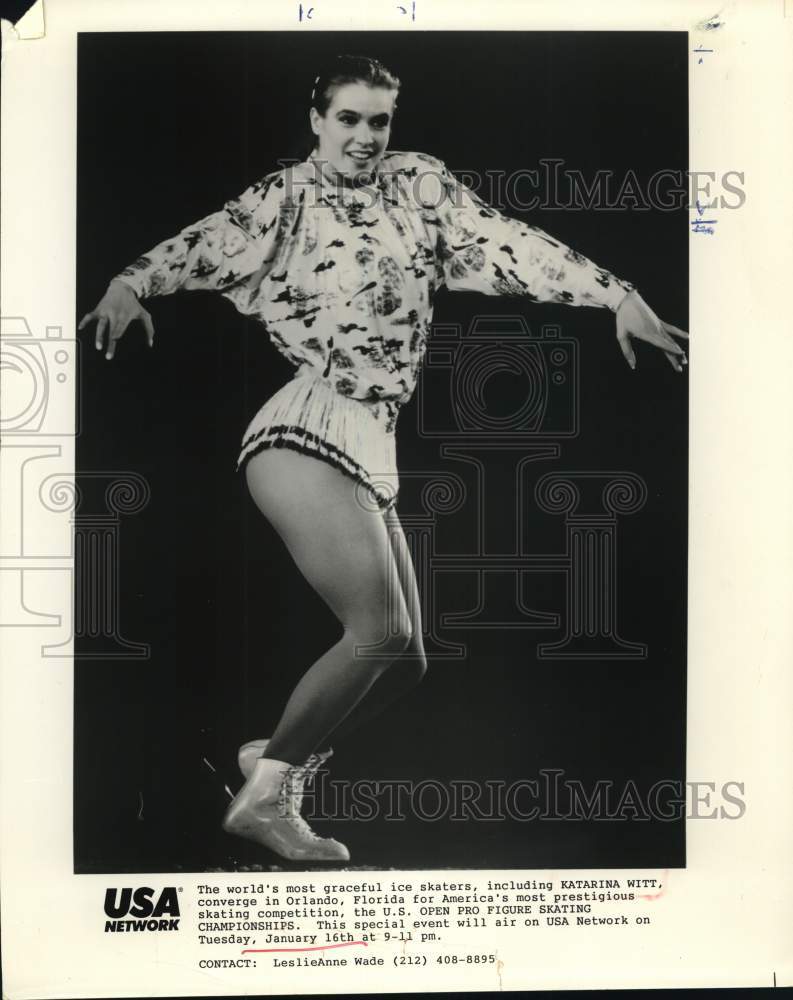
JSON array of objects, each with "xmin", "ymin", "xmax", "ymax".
[
  {"xmin": 310, "ymin": 54, "xmax": 401, "ymax": 116},
  {"xmin": 287, "ymin": 54, "xmax": 400, "ymax": 160}
]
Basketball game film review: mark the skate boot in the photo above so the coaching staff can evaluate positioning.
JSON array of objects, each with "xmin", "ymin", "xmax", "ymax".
[
  {"xmin": 237, "ymin": 738, "xmax": 333, "ymax": 813},
  {"xmin": 222, "ymin": 756, "xmax": 349, "ymax": 862}
]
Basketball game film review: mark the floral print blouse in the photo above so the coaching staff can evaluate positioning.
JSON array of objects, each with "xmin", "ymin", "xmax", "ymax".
[{"xmin": 114, "ymin": 150, "xmax": 634, "ymax": 407}]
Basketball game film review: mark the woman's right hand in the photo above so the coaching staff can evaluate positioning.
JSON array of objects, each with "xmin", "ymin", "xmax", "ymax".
[{"xmin": 78, "ymin": 279, "xmax": 155, "ymax": 360}]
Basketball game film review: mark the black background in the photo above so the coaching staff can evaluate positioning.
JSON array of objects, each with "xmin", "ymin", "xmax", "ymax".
[{"xmin": 75, "ymin": 31, "xmax": 688, "ymax": 872}]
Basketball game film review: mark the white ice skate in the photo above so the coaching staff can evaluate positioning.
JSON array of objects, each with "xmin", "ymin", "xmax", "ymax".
[
  {"xmin": 222, "ymin": 756, "xmax": 349, "ymax": 862},
  {"xmin": 237, "ymin": 738, "xmax": 333, "ymax": 813}
]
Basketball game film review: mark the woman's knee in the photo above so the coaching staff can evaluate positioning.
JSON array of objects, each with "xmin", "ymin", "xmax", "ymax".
[{"xmin": 344, "ymin": 614, "xmax": 414, "ymax": 664}]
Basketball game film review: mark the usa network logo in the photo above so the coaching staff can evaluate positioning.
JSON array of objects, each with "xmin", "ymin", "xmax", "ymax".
[{"xmin": 104, "ymin": 887, "xmax": 182, "ymax": 933}]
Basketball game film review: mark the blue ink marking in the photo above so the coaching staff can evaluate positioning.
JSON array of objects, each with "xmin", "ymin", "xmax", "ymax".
[
  {"xmin": 692, "ymin": 199, "xmax": 716, "ymax": 234},
  {"xmin": 397, "ymin": 2, "xmax": 417, "ymax": 19},
  {"xmin": 298, "ymin": 3, "xmax": 314, "ymax": 20}
]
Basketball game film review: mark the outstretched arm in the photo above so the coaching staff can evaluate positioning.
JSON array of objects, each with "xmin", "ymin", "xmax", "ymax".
[
  {"xmin": 420, "ymin": 154, "xmax": 687, "ymax": 371},
  {"xmin": 79, "ymin": 172, "xmax": 287, "ymax": 360}
]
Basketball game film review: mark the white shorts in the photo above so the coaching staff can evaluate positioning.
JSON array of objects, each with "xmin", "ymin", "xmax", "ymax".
[{"xmin": 237, "ymin": 366, "xmax": 401, "ymax": 513}]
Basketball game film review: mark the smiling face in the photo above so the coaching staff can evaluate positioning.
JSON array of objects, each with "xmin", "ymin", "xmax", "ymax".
[{"xmin": 309, "ymin": 81, "xmax": 397, "ymax": 181}]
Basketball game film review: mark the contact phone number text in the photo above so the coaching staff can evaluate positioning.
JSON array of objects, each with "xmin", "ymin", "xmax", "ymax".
[{"xmin": 394, "ymin": 954, "xmax": 497, "ymax": 966}]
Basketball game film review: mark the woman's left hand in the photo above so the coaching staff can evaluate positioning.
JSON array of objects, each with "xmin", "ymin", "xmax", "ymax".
[{"xmin": 615, "ymin": 290, "xmax": 689, "ymax": 372}]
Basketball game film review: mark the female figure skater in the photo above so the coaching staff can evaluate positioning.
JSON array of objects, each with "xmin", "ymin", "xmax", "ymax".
[{"xmin": 79, "ymin": 54, "xmax": 687, "ymax": 863}]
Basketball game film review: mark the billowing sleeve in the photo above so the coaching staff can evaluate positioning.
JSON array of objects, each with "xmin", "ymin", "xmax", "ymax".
[
  {"xmin": 111, "ymin": 171, "xmax": 288, "ymax": 300},
  {"xmin": 418, "ymin": 153, "xmax": 635, "ymax": 312}
]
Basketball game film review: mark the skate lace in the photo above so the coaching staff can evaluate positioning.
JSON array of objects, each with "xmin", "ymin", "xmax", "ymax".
[
  {"xmin": 303, "ymin": 747, "xmax": 333, "ymax": 786},
  {"xmin": 278, "ymin": 765, "xmax": 328, "ymax": 843}
]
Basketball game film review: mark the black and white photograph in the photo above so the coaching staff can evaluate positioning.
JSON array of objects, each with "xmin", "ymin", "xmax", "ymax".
[
  {"xmin": 75, "ymin": 30, "xmax": 688, "ymax": 874},
  {"xmin": 2, "ymin": 2, "xmax": 791, "ymax": 995}
]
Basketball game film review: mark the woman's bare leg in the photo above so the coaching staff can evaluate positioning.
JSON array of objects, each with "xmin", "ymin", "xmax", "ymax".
[
  {"xmin": 317, "ymin": 505, "xmax": 428, "ymax": 747},
  {"xmin": 244, "ymin": 447, "xmax": 413, "ymax": 766}
]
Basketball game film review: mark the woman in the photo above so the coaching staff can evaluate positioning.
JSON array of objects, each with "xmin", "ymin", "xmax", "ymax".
[{"xmin": 79, "ymin": 54, "xmax": 687, "ymax": 864}]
